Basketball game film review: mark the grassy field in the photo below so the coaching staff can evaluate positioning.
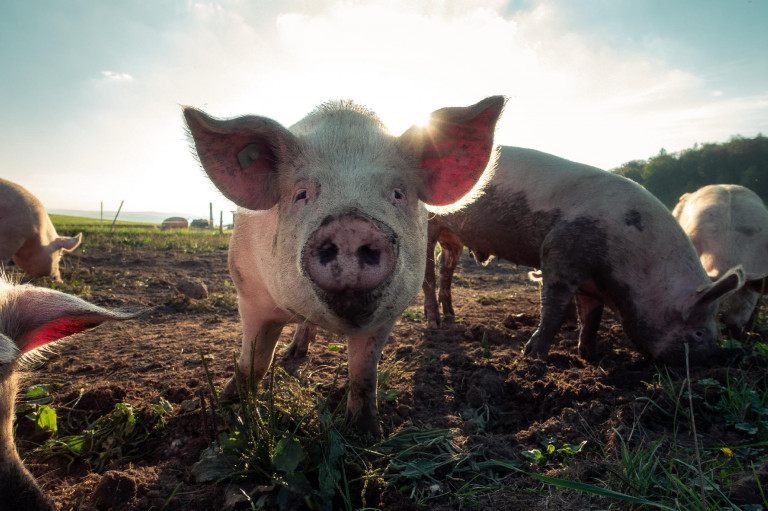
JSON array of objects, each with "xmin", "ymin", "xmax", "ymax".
[
  {"xmin": 52, "ymin": 214, "xmax": 231, "ymax": 252},
  {"xmin": 49, "ymin": 214, "xmax": 157, "ymax": 227},
  {"xmin": 32, "ymin": 214, "xmax": 768, "ymax": 510}
]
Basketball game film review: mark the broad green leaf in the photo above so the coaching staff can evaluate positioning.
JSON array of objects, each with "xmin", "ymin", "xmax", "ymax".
[
  {"xmin": 558, "ymin": 440, "xmax": 588, "ymax": 456},
  {"xmin": 272, "ymin": 435, "xmax": 304, "ymax": 474},
  {"xmin": 35, "ymin": 405, "xmax": 57, "ymax": 433},
  {"xmin": 191, "ymin": 447, "xmax": 238, "ymax": 483},
  {"xmin": 25, "ymin": 384, "xmax": 53, "ymax": 399}
]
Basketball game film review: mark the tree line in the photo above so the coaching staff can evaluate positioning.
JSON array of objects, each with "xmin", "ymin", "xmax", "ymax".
[{"xmin": 611, "ymin": 134, "xmax": 768, "ymax": 207}]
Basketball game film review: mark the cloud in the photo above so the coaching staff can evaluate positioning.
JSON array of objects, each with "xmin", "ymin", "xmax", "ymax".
[
  {"xmin": 4, "ymin": 0, "xmax": 766, "ymax": 212},
  {"xmin": 100, "ymin": 70, "xmax": 134, "ymax": 82}
]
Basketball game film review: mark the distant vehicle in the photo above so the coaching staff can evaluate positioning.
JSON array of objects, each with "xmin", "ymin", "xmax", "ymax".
[
  {"xmin": 190, "ymin": 218, "xmax": 212, "ymax": 229},
  {"xmin": 161, "ymin": 217, "xmax": 189, "ymax": 230}
]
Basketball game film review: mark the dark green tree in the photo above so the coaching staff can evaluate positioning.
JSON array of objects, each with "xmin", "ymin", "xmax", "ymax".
[{"xmin": 610, "ymin": 134, "xmax": 768, "ymax": 207}]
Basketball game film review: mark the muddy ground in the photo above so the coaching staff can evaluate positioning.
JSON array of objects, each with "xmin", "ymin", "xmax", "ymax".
[{"xmin": 11, "ymin": 243, "xmax": 767, "ymax": 510}]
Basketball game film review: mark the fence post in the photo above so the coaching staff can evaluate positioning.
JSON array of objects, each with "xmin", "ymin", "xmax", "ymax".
[{"xmin": 110, "ymin": 200, "xmax": 124, "ymax": 231}]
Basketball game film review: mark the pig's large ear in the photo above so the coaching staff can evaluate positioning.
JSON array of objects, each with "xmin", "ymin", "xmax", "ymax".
[
  {"xmin": 56, "ymin": 232, "xmax": 82, "ymax": 253},
  {"xmin": 8, "ymin": 285, "xmax": 143, "ymax": 354},
  {"xmin": 683, "ymin": 265, "xmax": 745, "ymax": 322},
  {"xmin": 183, "ymin": 107, "xmax": 301, "ymax": 211},
  {"xmin": 399, "ymin": 96, "xmax": 506, "ymax": 206}
]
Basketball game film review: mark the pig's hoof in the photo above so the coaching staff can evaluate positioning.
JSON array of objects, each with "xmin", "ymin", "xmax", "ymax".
[
  {"xmin": 347, "ymin": 408, "xmax": 382, "ymax": 440},
  {"xmin": 283, "ymin": 341, "xmax": 308, "ymax": 360},
  {"xmin": 352, "ymin": 417, "xmax": 382, "ymax": 441},
  {"xmin": 523, "ymin": 342, "xmax": 549, "ymax": 361},
  {"xmin": 578, "ymin": 345, "xmax": 597, "ymax": 362},
  {"xmin": 220, "ymin": 377, "xmax": 241, "ymax": 401}
]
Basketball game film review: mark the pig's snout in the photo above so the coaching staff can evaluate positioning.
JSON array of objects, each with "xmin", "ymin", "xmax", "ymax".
[
  {"xmin": 306, "ymin": 214, "xmax": 395, "ymax": 292},
  {"xmin": 305, "ymin": 213, "xmax": 396, "ymax": 325}
]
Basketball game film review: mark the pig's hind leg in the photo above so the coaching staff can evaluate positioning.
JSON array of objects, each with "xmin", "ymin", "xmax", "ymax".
[
  {"xmin": 284, "ymin": 323, "xmax": 317, "ymax": 360},
  {"xmin": 422, "ymin": 229, "xmax": 441, "ymax": 328},
  {"xmin": 437, "ymin": 233, "xmax": 464, "ymax": 324}
]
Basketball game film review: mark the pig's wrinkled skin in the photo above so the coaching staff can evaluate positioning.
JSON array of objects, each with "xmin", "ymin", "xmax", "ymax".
[
  {"xmin": 0, "ymin": 276, "xmax": 142, "ymax": 510},
  {"xmin": 423, "ymin": 147, "xmax": 745, "ymax": 365},
  {"xmin": 185, "ymin": 97, "xmax": 505, "ymax": 435},
  {"xmin": 0, "ymin": 178, "xmax": 82, "ymax": 281},
  {"xmin": 673, "ymin": 184, "xmax": 768, "ymax": 332}
]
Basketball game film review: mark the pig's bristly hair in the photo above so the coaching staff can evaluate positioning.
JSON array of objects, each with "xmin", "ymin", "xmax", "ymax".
[
  {"xmin": 311, "ymin": 100, "xmax": 390, "ymax": 132},
  {"xmin": 0, "ymin": 337, "xmax": 18, "ymax": 366}
]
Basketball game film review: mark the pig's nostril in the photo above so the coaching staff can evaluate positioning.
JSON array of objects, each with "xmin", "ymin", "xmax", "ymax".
[
  {"xmin": 357, "ymin": 245, "xmax": 381, "ymax": 267},
  {"xmin": 317, "ymin": 240, "xmax": 338, "ymax": 265}
]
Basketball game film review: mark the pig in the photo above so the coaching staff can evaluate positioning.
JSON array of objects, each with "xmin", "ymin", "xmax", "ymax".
[
  {"xmin": 184, "ymin": 96, "xmax": 505, "ymax": 435},
  {"xmin": 0, "ymin": 275, "xmax": 141, "ymax": 510},
  {"xmin": 673, "ymin": 184, "xmax": 768, "ymax": 333},
  {"xmin": 0, "ymin": 178, "xmax": 82, "ymax": 281},
  {"xmin": 421, "ymin": 146, "xmax": 745, "ymax": 364}
]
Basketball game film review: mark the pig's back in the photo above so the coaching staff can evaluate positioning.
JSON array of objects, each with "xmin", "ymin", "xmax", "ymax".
[
  {"xmin": 0, "ymin": 179, "xmax": 40, "ymax": 243},
  {"xmin": 436, "ymin": 146, "xmax": 674, "ymax": 269},
  {"xmin": 677, "ymin": 184, "xmax": 768, "ymax": 279}
]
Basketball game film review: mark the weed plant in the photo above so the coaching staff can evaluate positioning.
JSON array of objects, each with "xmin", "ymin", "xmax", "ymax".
[
  {"xmin": 20, "ymin": 385, "xmax": 169, "ymax": 472},
  {"xmin": 606, "ymin": 342, "xmax": 768, "ymax": 510}
]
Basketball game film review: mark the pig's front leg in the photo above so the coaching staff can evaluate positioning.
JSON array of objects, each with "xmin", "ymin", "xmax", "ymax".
[
  {"xmin": 346, "ymin": 324, "xmax": 392, "ymax": 437},
  {"xmin": 222, "ymin": 294, "xmax": 287, "ymax": 398},
  {"xmin": 575, "ymin": 291, "xmax": 604, "ymax": 361},
  {"xmin": 524, "ymin": 276, "xmax": 578, "ymax": 360}
]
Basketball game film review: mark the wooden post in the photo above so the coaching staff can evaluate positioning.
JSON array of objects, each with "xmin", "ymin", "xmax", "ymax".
[
  {"xmin": 110, "ymin": 200, "xmax": 124, "ymax": 231},
  {"xmin": 209, "ymin": 203, "xmax": 213, "ymax": 230},
  {"xmin": 100, "ymin": 202, "xmax": 103, "ymax": 225},
  {"xmin": 219, "ymin": 211, "xmax": 223, "ymax": 234}
]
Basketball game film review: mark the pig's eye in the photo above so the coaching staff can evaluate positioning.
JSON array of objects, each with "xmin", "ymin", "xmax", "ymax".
[
  {"xmin": 390, "ymin": 188, "xmax": 405, "ymax": 204},
  {"xmin": 693, "ymin": 329, "xmax": 705, "ymax": 339},
  {"xmin": 294, "ymin": 190, "xmax": 308, "ymax": 203}
]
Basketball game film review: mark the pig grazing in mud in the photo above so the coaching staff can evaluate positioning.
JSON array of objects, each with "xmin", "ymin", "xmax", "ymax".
[
  {"xmin": 0, "ymin": 276, "xmax": 141, "ymax": 510},
  {"xmin": 673, "ymin": 184, "xmax": 768, "ymax": 333},
  {"xmin": 423, "ymin": 146, "xmax": 745, "ymax": 365},
  {"xmin": 0, "ymin": 178, "xmax": 82, "ymax": 281},
  {"xmin": 184, "ymin": 96, "xmax": 504, "ymax": 435}
]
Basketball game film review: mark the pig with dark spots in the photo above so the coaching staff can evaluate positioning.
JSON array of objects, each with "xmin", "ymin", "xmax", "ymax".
[
  {"xmin": 0, "ymin": 276, "xmax": 142, "ymax": 510},
  {"xmin": 423, "ymin": 146, "xmax": 745, "ymax": 365},
  {"xmin": 0, "ymin": 178, "xmax": 83, "ymax": 282},
  {"xmin": 184, "ymin": 96, "xmax": 505, "ymax": 436},
  {"xmin": 673, "ymin": 184, "xmax": 768, "ymax": 333}
]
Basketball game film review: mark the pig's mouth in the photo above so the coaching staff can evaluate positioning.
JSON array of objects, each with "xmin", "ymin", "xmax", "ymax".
[{"xmin": 314, "ymin": 287, "xmax": 386, "ymax": 328}]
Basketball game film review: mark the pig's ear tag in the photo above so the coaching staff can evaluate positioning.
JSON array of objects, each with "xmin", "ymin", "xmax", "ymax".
[{"xmin": 237, "ymin": 144, "xmax": 261, "ymax": 169}]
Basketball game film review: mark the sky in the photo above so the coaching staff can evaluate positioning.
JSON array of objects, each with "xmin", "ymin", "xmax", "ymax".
[{"xmin": 1, "ymin": 0, "xmax": 766, "ymax": 217}]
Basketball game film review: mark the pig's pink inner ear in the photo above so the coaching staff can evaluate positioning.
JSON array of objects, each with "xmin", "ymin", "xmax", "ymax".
[
  {"xmin": 184, "ymin": 107, "xmax": 298, "ymax": 211},
  {"xmin": 412, "ymin": 96, "xmax": 506, "ymax": 206},
  {"xmin": 12, "ymin": 286, "xmax": 144, "ymax": 354},
  {"xmin": 20, "ymin": 316, "xmax": 110, "ymax": 353}
]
